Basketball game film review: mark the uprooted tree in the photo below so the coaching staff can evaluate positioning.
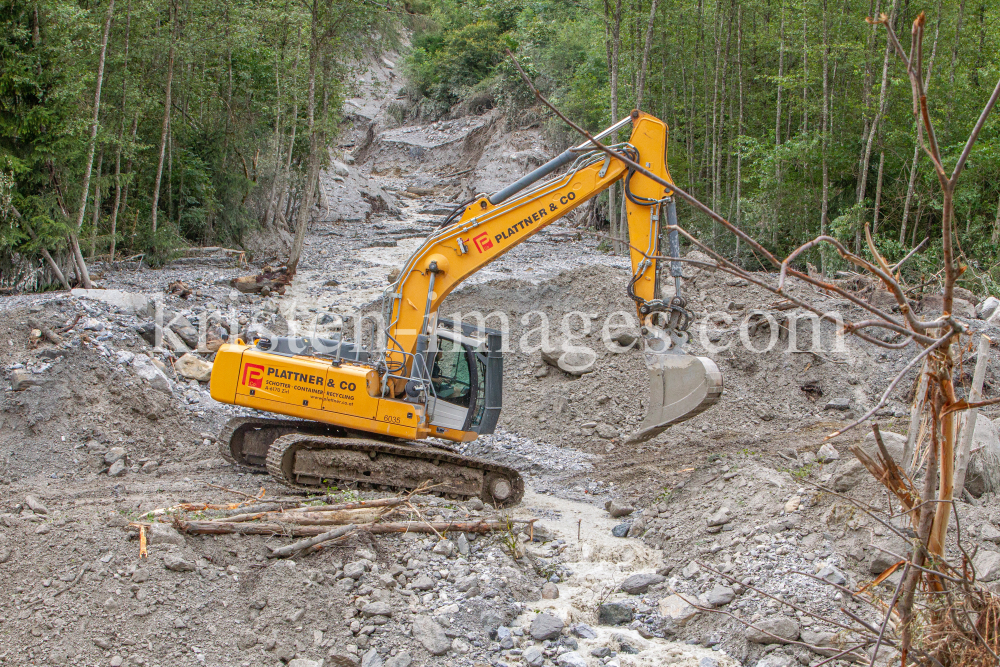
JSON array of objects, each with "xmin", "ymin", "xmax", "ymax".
[{"xmin": 510, "ymin": 9, "xmax": 1000, "ymax": 665}]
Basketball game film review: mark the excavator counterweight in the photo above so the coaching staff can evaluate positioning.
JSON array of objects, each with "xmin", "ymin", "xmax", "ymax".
[{"xmin": 210, "ymin": 111, "xmax": 723, "ymax": 505}]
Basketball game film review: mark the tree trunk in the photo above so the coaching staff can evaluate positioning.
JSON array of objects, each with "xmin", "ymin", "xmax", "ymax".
[
  {"xmin": 603, "ymin": 0, "xmax": 623, "ymax": 254},
  {"xmin": 287, "ymin": 1, "xmax": 320, "ymax": 275},
  {"xmin": 108, "ymin": 0, "xmax": 131, "ymax": 263},
  {"xmin": 263, "ymin": 45, "xmax": 284, "ymax": 227},
  {"xmin": 88, "ymin": 149, "xmax": 104, "ymax": 257},
  {"xmin": 150, "ymin": 0, "xmax": 176, "ymax": 235},
  {"xmin": 635, "ymin": 0, "xmax": 658, "ymax": 110},
  {"xmin": 773, "ymin": 0, "xmax": 785, "ymax": 247},
  {"xmin": 735, "ymin": 5, "xmax": 743, "ymax": 262},
  {"xmin": 993, "ymin": 194, "xmax": 1000, "ymax": 244},
  {"xmin": 69, "ymin": 0, "xmax": 115, "ymax": 289},
  {"xmin": 948, "ymin": 0, "xmax": 966, "ymax": 86},
  {"xmin": 820, "ymin": 0, "xmax": 830, "ymax": 275},
  {"xmin": 272, "ymin": 27, "xmax": 303, "ymax": 230},
  {"xmin": 871, "ymin": 150, "xmax": 885, "ymax": 235},
  {"xmin": 12, "ymin": 206, "xmax": 71, "ymax": 291}
]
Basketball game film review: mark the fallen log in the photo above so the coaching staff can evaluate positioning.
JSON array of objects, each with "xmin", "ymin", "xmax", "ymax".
[
  {"xmin": 268, "ymin": 524, "xmax": 357, "ymax": 558},
  {"xmin": 175, "ymin": 519, "xmax": 535, "ymax": 537},
  {"xmin": 28, "ymin": 318, "xmax": 63, "ymax": 346},
  {"xmin": 209, "ymin": 498, "xmax": 410, "ymax": 523}
]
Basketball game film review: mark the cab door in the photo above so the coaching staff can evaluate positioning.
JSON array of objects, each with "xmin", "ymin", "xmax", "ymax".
[{"xmin": 427, "ymin": 337, "xmax": 480, "ymax": 431}]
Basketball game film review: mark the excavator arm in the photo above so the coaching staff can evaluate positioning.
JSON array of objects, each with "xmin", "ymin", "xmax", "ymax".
[{"xmin": 382, "ymin": 111, "xmax": 722, "ymax": 442}]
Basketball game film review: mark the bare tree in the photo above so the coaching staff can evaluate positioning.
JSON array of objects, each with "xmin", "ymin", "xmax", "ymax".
[{"xmin": 150, "ymin": 0, "xmax": 177, "ymax": 236}]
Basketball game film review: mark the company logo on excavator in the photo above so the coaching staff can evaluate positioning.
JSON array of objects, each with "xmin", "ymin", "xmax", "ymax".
[
  {"xmin": 242, "ymin": 363, "xmax": 265, "ymax": 388},
  {"xmin": 473, "ymin": 232, "xmax": 493, "ymax": 253}
]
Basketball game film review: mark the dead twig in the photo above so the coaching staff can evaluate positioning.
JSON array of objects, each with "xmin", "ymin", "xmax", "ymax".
[{"xmin": 268, "ymin": 524, "xmax": 357, "ymax": 558}]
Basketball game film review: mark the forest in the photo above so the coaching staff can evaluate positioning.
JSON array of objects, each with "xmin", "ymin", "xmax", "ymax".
[{"xmin": 2, "ymin": 0, "xmax": 999, "ymax": 294}]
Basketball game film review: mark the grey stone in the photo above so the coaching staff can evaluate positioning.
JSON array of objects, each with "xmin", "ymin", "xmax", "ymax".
[
  {"xmin": 745, "ymin": 615, "xmax": 800, "ymax": 644},
  {"xmin": 659, "ymin": 594, "xmax": 699, "ymax": 625},
  {"xmin": 966, "ymin": 414, "xmax": 1000, "ymax": 497},
  {"xmin": 605, "ymin": 500, "xmax": 634, "ymax": 517},
  {"xmin": 611, "ymin": 523, "xmax": 630, "ymax": 537},
  {"xmin": 147, "ymin": 523, "xmax": 185, "ymax": 546},
  {"xmin": 555, "ymin": 652, "xmax": 587, "ymax": 667},
  {"xmin": 754, "ymin": 656, "xmax": 796, "ymax": 667},
  {"xmin": 982, "ymin": 523, "xmax": 1000, "ymax": 544},
  {"xmin": 978, "ymin": 296, "xmax": 1000, "ymax": 320},
  {"xmin": 598, "ymin": 602, "xmax": 632, "ymax": 626},
  {"xmin": 24, "ymin": 495, "xmax": 48, "ymax": 515},
  {"xmin": 411, "ymin": 615, "xmax": 451, "ymax": 656},
  {"xmin": 699, "ymin": 658, "xmax": 720, "ymax": 667},
  {"xmin": 860, "ymin": 429, "xmax": 906, "ymax": 465},
  {"xmin": 973, "ymin": 550, "xmax": 1000, "ymax": 582},
  {"xmin": 10, "ymin": 370, "xmax": 41, "ymax": 391},
  {"xmin": 540, "ymin": 337, "xmax": 597, "ymax": 375},
  {"xmin": 432, "ymin": 540, "xmax": 455, "ymax": 557},
  {"xmin": 466, "ymin": 498, "xmax": 485, "ymax": 511},
  {"xmin": 541, "ymin": 582, "xmax": 559, "ymax": 599},
  {"xmin": 595, "ymin": 423, "xmax": 619, "ymax": 439},
  {"xmin": 800, "ymin": 630, "xmax": 839, "ymax": 655},
  {"xmin": 361, "ymin": 648, "xmax": 384, "ymax": 667},
  {"xmin": 107, "ymin": 460, "xmax": 127, "ymax": 477},
  {"xmin": 817, "ymin": 565, "xmax": 847, "ymax": 586},
  {"xmin": 385, "ymin": 652, "xmax": 411, "ymax": 667},
  {"xmin": 288, "ymin": 660, "xmax": 322, "ymax": 667},
  {"xmin": 523, "ymin": 646, "xmax": 545, "ymax": 667},
  {"xmin": 832, "ymin": 459, "xmax": 866, "ymax": 492},
  {"xmin": 704, "ymin": 584, "xmax": 735, "ymax": 606},
  {"xmin": 133, "ymin": 359, "xmax": 171, "ymax": 394},
  {"xmin": 343, "ymin": 561, "xmax": 368, "ymax": 579},
  {"xmin": 455, "ymin": 533, "xmax": 470, "ymax": 556},
  {"xmin": 825, "ymin": 397, "xmax": 851, "ymax": 411},
  {"xmin": 162, "ymin": 554, "xmax": 196, "ymax": 572},
  {"xmin": 707, "ymin": 507, "xmax": 732, "ymax": 526},
  {"xmin": 361, "ymin": 601, "xmax": 393, "ymax": 617},
  {"xmin": 620, "ymin": 573, "xmax": 665, "ymax": 595},
  {"xmin": 409, "ymin": 574, "xmax": 434, "ymax": 590},
  {"xmin": 529, "ymin": 612, "xmax": 564, "ymax": 640},
  {"xmin": 816, "ymin": 443, "xmax": 840, "ymax": 463},
  {"xmin": 104, "ymin": 447, "xmax": 127, "ymax": 465},
  {"xmin": 455, "ymin": 574, "xmax": 479, "ymax": 593},
  {"xmin": 572, "ymin": 623, "xmax": 598, "ymax": 639},
  {"xmin": 174, "ymin": 353, "xmax": 213, "ymax": 382}
]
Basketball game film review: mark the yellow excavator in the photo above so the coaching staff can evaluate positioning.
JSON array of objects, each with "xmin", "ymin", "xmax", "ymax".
[{"xmin": 209, "ymin": 111, "xmax": 722, "ymax": 507}]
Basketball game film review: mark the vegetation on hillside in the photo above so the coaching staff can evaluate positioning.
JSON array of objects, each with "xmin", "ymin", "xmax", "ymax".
[{"xmin": 404, "ymin": 0, "xmax": 1000, "ymax": 293}]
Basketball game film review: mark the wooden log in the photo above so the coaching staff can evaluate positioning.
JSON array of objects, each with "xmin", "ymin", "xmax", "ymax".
[
  {"xmin": 176, "ymin": 519, "xmax": 534, "ymax": 537},
  {"xmin": 268, "ymin": 524, "xmax": 357, "ymax": 558},
  {"xmin": 28, "ymin": 318, "xmax": 63, "ymax": 346}
]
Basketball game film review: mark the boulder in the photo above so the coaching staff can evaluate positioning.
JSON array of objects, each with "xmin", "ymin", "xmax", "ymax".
[
  {"xmin": 174, "ymin": 353, "xmax": 213, "ymax": 382},
  {"xmin": 597, "ymin": 602, "xmax": 632, "ymax": 626},
  {"xmin": 555, "ymin": 652, "xmax": 587, "ymax": 667},
  {"xmin": 540, "ymin": 337, "xmax": 597, "ymax": 376},
  {"xmin": 10, "ymin": 370, "xmax": 42, "ymax": 391},
  {"xmin": 832, "ymin": 459, "xmax": 866, "ymax": 492},
  {"xmin": 658, "ymin": 594, "xmax": 699, "ymax": 625},
  {"xmin": 410, "ymin": 615, "xmax": 450, "ymax": 656},
  {"xmin": 860, "ymin": 429, "xmax": 906, "ymax": 465},
  {"xmin": 133, "ymin": 358, "xmax": 171, "ymax": 394},
  {"xmin": 523, "ymin": 646, "xmax": 544, "ymax": 667},
  {"xmin": 973, "ymin": 550, "xmax": 1000, "ymax": 582},
  {"xmin": 977, "ymin": 296, "xmax": 1000, "ymax": 320},
  {"xmin": 966, "ymin": 414, "xmax": 1000, "ymax": 497},
  {"xmin": 619, "ymin": 573, "xmax": 665, "ymax": 595},
  {"xmin": 707, "ymin": 507, "xmax": 732, "ymax": 526},
  {"xmin": 147, "ymin": 523, "xmax": 185, "ymax": 546},
  {"xmin": 24, "ymin": 495, "xmax": 48, "ymax": 515},
  {"xmin": 529, "ymin": 612, "xmax": 564, "ymax": 640},
  {"xmin": 605, "ymin": 500, "xmax": 634, "ymax": 518},
  {"xmin": 704, "ymin": 584, "xmax": 735, "ymax": 606},
  {"xmin": 162, "ymin": 554, "xmax": 196, "ymax": 572},
  {"xmin": 745, "ymin": 615, "xmax": 800, "ymax": 644},
  {"xmin": 816, "ymin": 443, "xmax": 840, "ymax": 463},
  {"xmin": 981, "ymin": 523, "xmax": 1000, "ymax": 544}
]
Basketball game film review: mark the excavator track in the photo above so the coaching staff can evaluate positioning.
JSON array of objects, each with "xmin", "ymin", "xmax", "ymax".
[{"xmin": 220, "ymin": 417, "xmax": 524, "ymax": 507}]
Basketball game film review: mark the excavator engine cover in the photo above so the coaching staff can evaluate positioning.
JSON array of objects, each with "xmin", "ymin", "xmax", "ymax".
[{"xmin": 629, "ymin": 347, "xmax": 723, "ymax": 443}]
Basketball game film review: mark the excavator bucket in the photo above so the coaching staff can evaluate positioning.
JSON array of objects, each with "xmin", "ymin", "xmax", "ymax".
[{"xmin": 627, "ymin": 349, "xmax": 724, "ymax": 444}]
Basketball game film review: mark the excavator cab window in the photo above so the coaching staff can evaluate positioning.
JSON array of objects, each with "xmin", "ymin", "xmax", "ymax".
[{"xmin": 430, "ymin": 338, "xmax": 472, "ymax": 407}]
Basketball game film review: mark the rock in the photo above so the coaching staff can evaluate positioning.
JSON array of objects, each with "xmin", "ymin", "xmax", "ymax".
[
  {"xmin": 540, "ymin": 337, "xmax": 597, "ymax": 375},
  {"xmin": 523, "ymin": 646, "xmax": 545, "ymax": 667},
  {"xmin": 288, "ymin": 660, "xmax": 322, "ymax": 667},
  {"xmin": 147, "ymin": 523, "xmax": 185, "ymax": 546},
  {"xmin": 800, "ymin": 630, "xmax": 839, "ymax": 655},
  {"xmin": 817, "ymin": 565, "xmax": 847, "ymax": 586},
  {"xmin": 860, "ymin": 429, "xmax": 906, "ymax": 465},
  {"xmin": 466, "ymin": 498, "xmax": 485, "ymax": 511},
  {"xmin": 332, "ymin": 160, "xmax": 351, "ymax": 177},
  {"xmin": 162, "ymin": 554, "xmax": 196, "ymax": 572},
  {"xmin": 681, "ymin": 561, "xmax": 700, "ymax": 579},
  {"xmin": 832, "ymin": 459, "xmax": 866, "ymax": 492},
  {"xmin": 816, "ymin": 443, "xmax": 840, "ymax": 463},
  {"xmin": 707, "ymin": 507, "xmax": 732, "ymax": 526},
  {"xmin": 361, "ymin": 601, "xmax": 393, "ymax": 617},
  {"xmin": 658, "ymin": 594, "xmax": 699, "ymax": 625},
  {"xmin": 71, "ymin": 288, "xmax": 150, "ymax": 315},
  {"xmin": 385, "ymin": 652, "xmax": 411, "ymax": 667},
  {"xmin": 555, "ymin": 652, "xmax": 587, "ymax": 667},
  {"xmin": 24, "ymin": 495, "xmax": 48, "ymax": 515},
  {"xmin": 978, "ymin": 296, "xmax": 1000, "ymax": 320},
  {"xmin": 611, "ymin": 523, "xmax": 630, "ymax": 537},
  {"xmin": 619, "ymin": 573, "xmax": 665, "ymax": 595},
  {"xmin": 974, "ymin": 550, "xmax": 1000, "ymax": 582},
  {"xmin": 626, "ymin": 516, "xmax": 646, "ymax": 538},
  {"xmin": 409, "ymin": 574, "xmax": 434, "ymax": 590},
  {"xmin": 455, "ymin": 533, "xmax": 470, "ymax": 556},
  {"xmin": 360, "ymin": 648, "xmax": 384, "ymax": 667},
  {"xmin": 455, "ymin": 574, "xmax": 479, "ymax": 593},
  {"xmin": 966, "ymin": 414, "xmax": 1000, "ymax": 496},
  {"xmin": 107, "ymin": 460, "xmax": 127, "ymax": 477},
  {"xmin": 745, "ymin": 615, "xmax": 800, "ymax": 644},
  {"xmin": 699, "ymin": 658, "xmax": 719, "ymax": 667},
  {"xmin": 592, "ymin": 647, "xmax": 611, "ymax": 658},
  {"xmin": 783, "ymin": 496, "xmax": 801, "ymax": 513},
  {"xmin": 541, "ymin": 582, "xmax": 559, "ymax": 599},
  {"xmin": 981, "ymin": 523, "xmax": 1000, "ymax": 544},
  {"xmin": 343, "ymin": 561, "xmax": 368, "ymax": 579},
  {"xmin": 174, "ymin": 353, "xmax": 213, "ymax": 382},
  {"xmin": 595, "ymin": 423, "xmax": 619, "ymax": 439},
  {"xmin": 605, "ymin": 500, "xmax": 634, "ymax": 517},
  {"xmin": 411, "ymin": 615, "xmax": 451, "ymax": 656},
  {"xmin": 81, "ymin": 317, "xmax": 104, "ymax": 331},
  {"xmin": 529, "ymin": 612, "xmax": 564, "ymax": 640},
  {"xmin": 110, "ymin": 656, "xmax": 123, "ymax": 667},
  {"xmin": 432, "ymin": 539, "xmax": 455, "ymax": 557},
  {"xmin": 133, "ymin": 358, "xmax": 171, "ymax": 393},
  {"xmin": 598, "ymin": 602, "xmax": 633, "ymax": 626},
  {"xmin": 571, "ymin": 623, "xmax": 598, "ymax": 639},
  {"xmin": 104, "ymin": 447, "xmax": 127, "ymax": 465},
  {"xmin": 451, "ymin": 638, "xmax": 471, "ymax": 653},
  {"xmin": 704, "ymin": 584, "xmax": 735, "ymax": 606},
  {"xmin": 825, "ymin": 397, "xmax": 851, "ymax": 411},
  {"xmin": 10, "ymin": 370, "xmax": 41, "ymax": 391},
  {"xmin": 754, "ymin": 656, "xmax": 796, "ymax": 667}
]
